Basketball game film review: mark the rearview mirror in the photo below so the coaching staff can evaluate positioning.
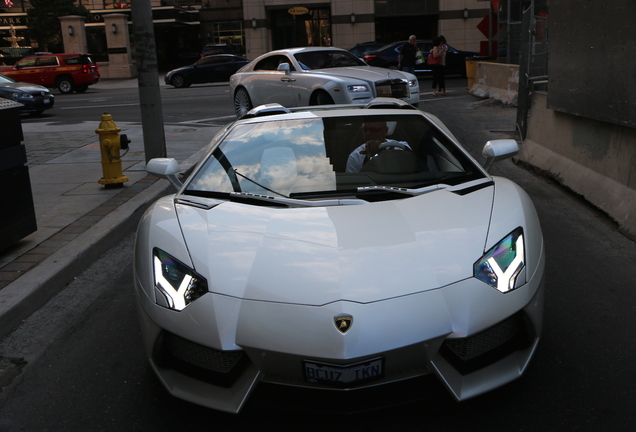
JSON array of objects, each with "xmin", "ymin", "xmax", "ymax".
[
  {"xmin": 146, "ymin": 158, "xmax": 182, "ymax": 189},
  {"xmin": 277, "ymin": 62, "xmax": 291, "ymax": 75},
  {"xmin": 481, "ymin": 139, "xmax": 519, "ymax": 171}
]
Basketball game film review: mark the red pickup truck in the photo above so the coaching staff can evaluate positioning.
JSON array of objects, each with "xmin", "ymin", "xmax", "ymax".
[{"xmin": 0, "ymin": 53, "xmax": 100, "ymax": 94}]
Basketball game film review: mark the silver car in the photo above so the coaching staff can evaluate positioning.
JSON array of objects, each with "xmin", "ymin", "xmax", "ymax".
[
  {"xmin": 136, "ymin": 99, "xmax": 545, "ymax": 413},
  {"xmin": 229, "ymin": 47, "xmax": 420, "ymax": 118}
]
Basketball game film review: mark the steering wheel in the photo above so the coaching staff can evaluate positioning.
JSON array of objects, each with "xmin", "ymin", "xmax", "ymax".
[{"xmin": 368, "ymin": 139, "xmax": 411, "ymax": 160}]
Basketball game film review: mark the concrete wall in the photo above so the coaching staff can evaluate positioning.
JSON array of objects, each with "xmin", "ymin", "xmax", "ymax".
[
  {"xmin": 516, "ymin": 92, "xmax": 636, "ymax": 240},
  {"xmin": 469, "ymin": 64, "xmax": 636, "ymax": 239},
  {"xmin": 470, "ymin": 62, "xmax": 519, "ymax": 106}
]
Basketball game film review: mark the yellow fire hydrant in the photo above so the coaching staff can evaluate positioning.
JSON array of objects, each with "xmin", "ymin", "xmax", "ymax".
[{"xmin": 95, "ymin": 112, "xmax": 130, "ymax": 187}]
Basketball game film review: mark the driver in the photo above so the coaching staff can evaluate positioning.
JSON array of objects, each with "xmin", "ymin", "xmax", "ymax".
[{"xmin": 346, "ymin": 120, "xmax": 411, "ymax": 172}]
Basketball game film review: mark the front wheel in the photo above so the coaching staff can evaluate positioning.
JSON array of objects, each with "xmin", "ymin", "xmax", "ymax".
[
  {"xmin": 234, "ymin": 88, "xmax": 252, "ymax": 118},
  {"xmin": 57, "ymin": 77, "xmax": 75, "ymax": 94},
  {"xmin": 171, "ymin": 74, "xmax": 190, "ymax": 88},
  {"xmin": 311, "ymin": 90, "xmax": 334, "ymax": 106}
]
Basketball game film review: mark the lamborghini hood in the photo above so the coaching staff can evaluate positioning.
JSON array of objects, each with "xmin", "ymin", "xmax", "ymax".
[{"xmin": 177, "ymin": 187, "xmax": 493, "ymax": 305}]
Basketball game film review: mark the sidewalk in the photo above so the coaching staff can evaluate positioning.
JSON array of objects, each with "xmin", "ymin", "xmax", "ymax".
[{"xmin": 0, "ymin": 77, "xmax": 224, "ymax": 338}]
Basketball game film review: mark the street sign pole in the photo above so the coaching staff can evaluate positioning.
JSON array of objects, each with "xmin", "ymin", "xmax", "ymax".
[{"xmin": 130, "ymin": 0, "xmax": 166, "ymax": 162}]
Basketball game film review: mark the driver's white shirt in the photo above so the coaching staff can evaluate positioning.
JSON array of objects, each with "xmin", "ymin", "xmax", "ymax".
[{"xmin": 346, "ymin": 140, "xmax": 410, "ymax": 173}]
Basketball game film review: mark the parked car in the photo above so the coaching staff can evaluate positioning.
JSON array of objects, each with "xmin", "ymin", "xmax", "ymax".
[
  {"xmin": 229, "ymin": 47, "xmax": 419, "ymax": 118},
  {"xmin": 346, "ymin": 41, "xmax": 387, "ymax": 59},
  {"xmin": 171, "ymin": 51, "xmax": 201, "ymax": 69},
  {"xmin": 363, "ymin": 40, "xmax": 479, "ymax": 76},
  {"xmin": 135, "ymin": 98, "xmax": 545, "ymax": 413},
  {"xmin": 201, "ymin": 43, "xmax": 241, "ymax": 58},
  {"xmin": 0, "ymin": 53, "xmax": 100, "ymax": 94},
  {"xmin": 164, "ymin": 54, "xmax": 250, "ymax": 88},
  {"xmin": 0, "ymin": 72, "xmax": 54, "ymax": 115}
]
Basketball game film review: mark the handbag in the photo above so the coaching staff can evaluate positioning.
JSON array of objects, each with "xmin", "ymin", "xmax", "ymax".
[{"xmin": 427, "ymin": 52, "xmax": 440, "ymax": 65}]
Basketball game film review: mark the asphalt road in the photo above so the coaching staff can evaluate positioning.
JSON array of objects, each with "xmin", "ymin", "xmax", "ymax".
[
  {"xmin": 21, "ymin": 80, "xmax": 237, "ymax": 125},
  {"xmin": 2, "ymin": 80, "xmax": 635, "ymax": 431},
  {"xmin": 20, "ymin": 76, "xmax": 467, "ymax": 126}
]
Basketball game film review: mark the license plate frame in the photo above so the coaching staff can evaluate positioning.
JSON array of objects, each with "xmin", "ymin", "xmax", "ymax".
[{"xmin": 303, "ymin": 357, "xmax": 384, "ymax": 386}]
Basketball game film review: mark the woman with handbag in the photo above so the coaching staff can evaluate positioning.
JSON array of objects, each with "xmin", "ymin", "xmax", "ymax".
[{"xmin": 429, "ymin": 36, "xmax": 448, "ymax": 96}]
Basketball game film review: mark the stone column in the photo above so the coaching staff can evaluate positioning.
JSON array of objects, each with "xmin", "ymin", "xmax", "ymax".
[
  {"xmin": 103, "ymin": 13, "xmax": 136, "ymax": 78},
  {"xmin": 59, "ymin": 15, "xmax": 88, "ymax": 54}
]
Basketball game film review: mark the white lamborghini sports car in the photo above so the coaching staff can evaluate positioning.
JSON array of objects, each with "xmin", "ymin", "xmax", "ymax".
[{"xmin": 134, "ymin": 99, "xmax": 545, "ymax": 413}]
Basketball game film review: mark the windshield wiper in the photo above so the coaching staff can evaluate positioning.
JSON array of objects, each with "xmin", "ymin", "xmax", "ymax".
[
  {"xmin": 229, "ymin": 192, "xmax": 367, "ymax": 208},
  {"xmin": 357, "ymin": 184, "xmax": 450, "ymax": 196},
  {"xmin": 234, "ymin": 169, "xmax": 288, "ymax": 198}
]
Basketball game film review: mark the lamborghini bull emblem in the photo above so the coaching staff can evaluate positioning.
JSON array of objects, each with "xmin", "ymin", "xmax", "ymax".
[{"xmin": 334, "ymin": 315, "xmax": 353, "ymax": 334}]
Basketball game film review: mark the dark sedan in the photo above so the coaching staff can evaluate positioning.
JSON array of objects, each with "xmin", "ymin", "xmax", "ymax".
[
  {"xmin": 363, "ymin": 40, "xmax": 479, "ymax": 76},
  {"xmin": 346, "ymin": 41, "xmax": 387, "ymax": 59},
  {"xmin": 164, "ymin": 54, "xmax": 250, "ymax": 88},
  {"xmin": 0, "ymin": 73, "xmax": 54, "ymax": 115}
]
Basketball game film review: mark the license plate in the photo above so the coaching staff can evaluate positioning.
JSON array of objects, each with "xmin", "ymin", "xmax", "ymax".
[
  {"xmin": 304, "ymin": 357, "xmax": 383, "ymax": 385},
  {"xmin": 43, "ymin": 99, "xmax": 50, "ymax": 104}
]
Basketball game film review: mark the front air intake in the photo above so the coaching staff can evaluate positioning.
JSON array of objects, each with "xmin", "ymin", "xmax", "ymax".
[{"xmin": 154, "ymin": 332, "xmax": 249, "ymax": 387}]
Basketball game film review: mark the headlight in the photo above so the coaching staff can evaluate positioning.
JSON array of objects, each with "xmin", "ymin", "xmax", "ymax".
[
  {"xmin": 12, "ymin": 92, "xmax": 33, "ymax": 100},
  {"xmin": 153, "ymin": 248, "xmax": 208, "ymax": 311},
  {"xmin": 474, "ymin": 228, "xmax": 525, "ymax": 293},
  {"xmin": 409, "ymin": 79, "xmax": 418, "ymax": 87},
  {"xmin": 347, "ymin": 84, "xmax": 369, "ymax": 93}
]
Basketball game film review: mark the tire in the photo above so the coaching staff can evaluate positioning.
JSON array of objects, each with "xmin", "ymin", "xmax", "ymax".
[
  {"xmin": 75, "ymin": 84, "xmax": 89, "ymax": 93},
  {"xmin": 234, "ymin": 88, "xmax": 253, "ymax": 118},
  {"xmin": 171, "ymin": 74, "xmax": 190, "ymax": 88},
  {"xmin": 57, "ymin": 77, "xmax": 75, "ymax": 94},
  {"xmin": 311, "ymin": 90, "xmax": 334, "ymax": 106}
]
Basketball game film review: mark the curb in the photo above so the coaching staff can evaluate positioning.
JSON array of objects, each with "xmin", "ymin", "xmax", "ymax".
[{"xmin": 0, "ymin": 148, "xmax": 206, "ymax": 339}]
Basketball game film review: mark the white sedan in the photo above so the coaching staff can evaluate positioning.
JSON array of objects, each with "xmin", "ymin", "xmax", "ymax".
[
  {"xmin": 135, "ymin": 99, "xmax": 545, "ymax": 413},
  {"xmin": 229, "ymin": 47, "xmax": 420, "ymax": 118}
]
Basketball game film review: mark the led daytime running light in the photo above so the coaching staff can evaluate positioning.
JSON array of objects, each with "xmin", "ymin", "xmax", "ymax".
[
  {"xmin": 153, "ymin": 249, "xmax": 208, "ymax": 311},
  {"xmin": 474, "ymin": 228, "xmax": 525, "ymax": 293}
]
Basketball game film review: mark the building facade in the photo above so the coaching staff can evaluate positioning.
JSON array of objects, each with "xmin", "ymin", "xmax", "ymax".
[{"xmin": 1, "ymin": 0, "xmax": 495, "ymax": 69}]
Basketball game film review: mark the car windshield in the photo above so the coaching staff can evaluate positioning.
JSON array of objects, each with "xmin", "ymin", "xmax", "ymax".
[
  {"xmin": 0, "ymin": 73, "xmax": 16, "ymax": 83},
  {"xmin": 294, "ymin": 50, "xmax": 367, "ymax": 70},
  {"xmin": 184, "ymin": 114, "xmax": 485, "ymax": 202}
]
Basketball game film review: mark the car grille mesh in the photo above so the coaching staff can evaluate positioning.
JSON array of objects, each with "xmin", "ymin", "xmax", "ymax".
[
  {"xmin": 375, "ymin": 79, "xmax": 409, "ymax": 99},
  {"xmin": 444, "ymin": 315, "xmax": 522, "ymax": 361},
  {"xmin": 164, "ymin": 332, "xmax": 244, "ymax": 374}
]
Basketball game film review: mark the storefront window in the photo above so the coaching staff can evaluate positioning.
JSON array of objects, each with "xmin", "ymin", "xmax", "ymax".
[
  {"xmin": 270, "ymin": 7, "xmax": 331, "ymax": 50},
  {"xmin": 212, "ymin": 21, "xmax": 244, "ymax": 55}
]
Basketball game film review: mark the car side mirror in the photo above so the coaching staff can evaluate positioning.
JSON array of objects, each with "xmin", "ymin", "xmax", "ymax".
[
  {"xmin": 481, "ymin": 139, "xmax": 519, "ymax": 172},
  {"xmin": 277, "ymin": 63, "xmax": 291, "ymax": 75},
  {"xmin": 146, "ymin": 158, "xmax": 183, "ymax": 189}
]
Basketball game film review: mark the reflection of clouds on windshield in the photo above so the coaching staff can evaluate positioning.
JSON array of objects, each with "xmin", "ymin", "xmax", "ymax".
[
  {"xmin": 292, "ymin": 133, "xmax": 323, "ymax": 147},
  {"xmin": 191, "ymin": 163, "xmax": 260, "ymax": 193},
  {"xmin": 189, "ymin": 118, "xmax": 337, "ymax": 195},
  {"xmin": 293, "ymin": 155, "xmax": 336, "ymax": 192},
  {"xmin": 190, "ymin": 170, "xmax": 230, "ymax": 192}
]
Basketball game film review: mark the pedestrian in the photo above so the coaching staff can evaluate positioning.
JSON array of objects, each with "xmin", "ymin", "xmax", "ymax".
[
  {"xmin": 398, "ymin": 35, "xmax": 419, "ymax": 74},
  {"xmin": 431, "ymin": 35, "xmax": 448, "ymax": 96}
]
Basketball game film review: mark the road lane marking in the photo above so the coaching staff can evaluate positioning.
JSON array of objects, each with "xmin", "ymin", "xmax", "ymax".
[{"xmin": 60, "ymin": 103, "xmax": 140, "ymax": 109}]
